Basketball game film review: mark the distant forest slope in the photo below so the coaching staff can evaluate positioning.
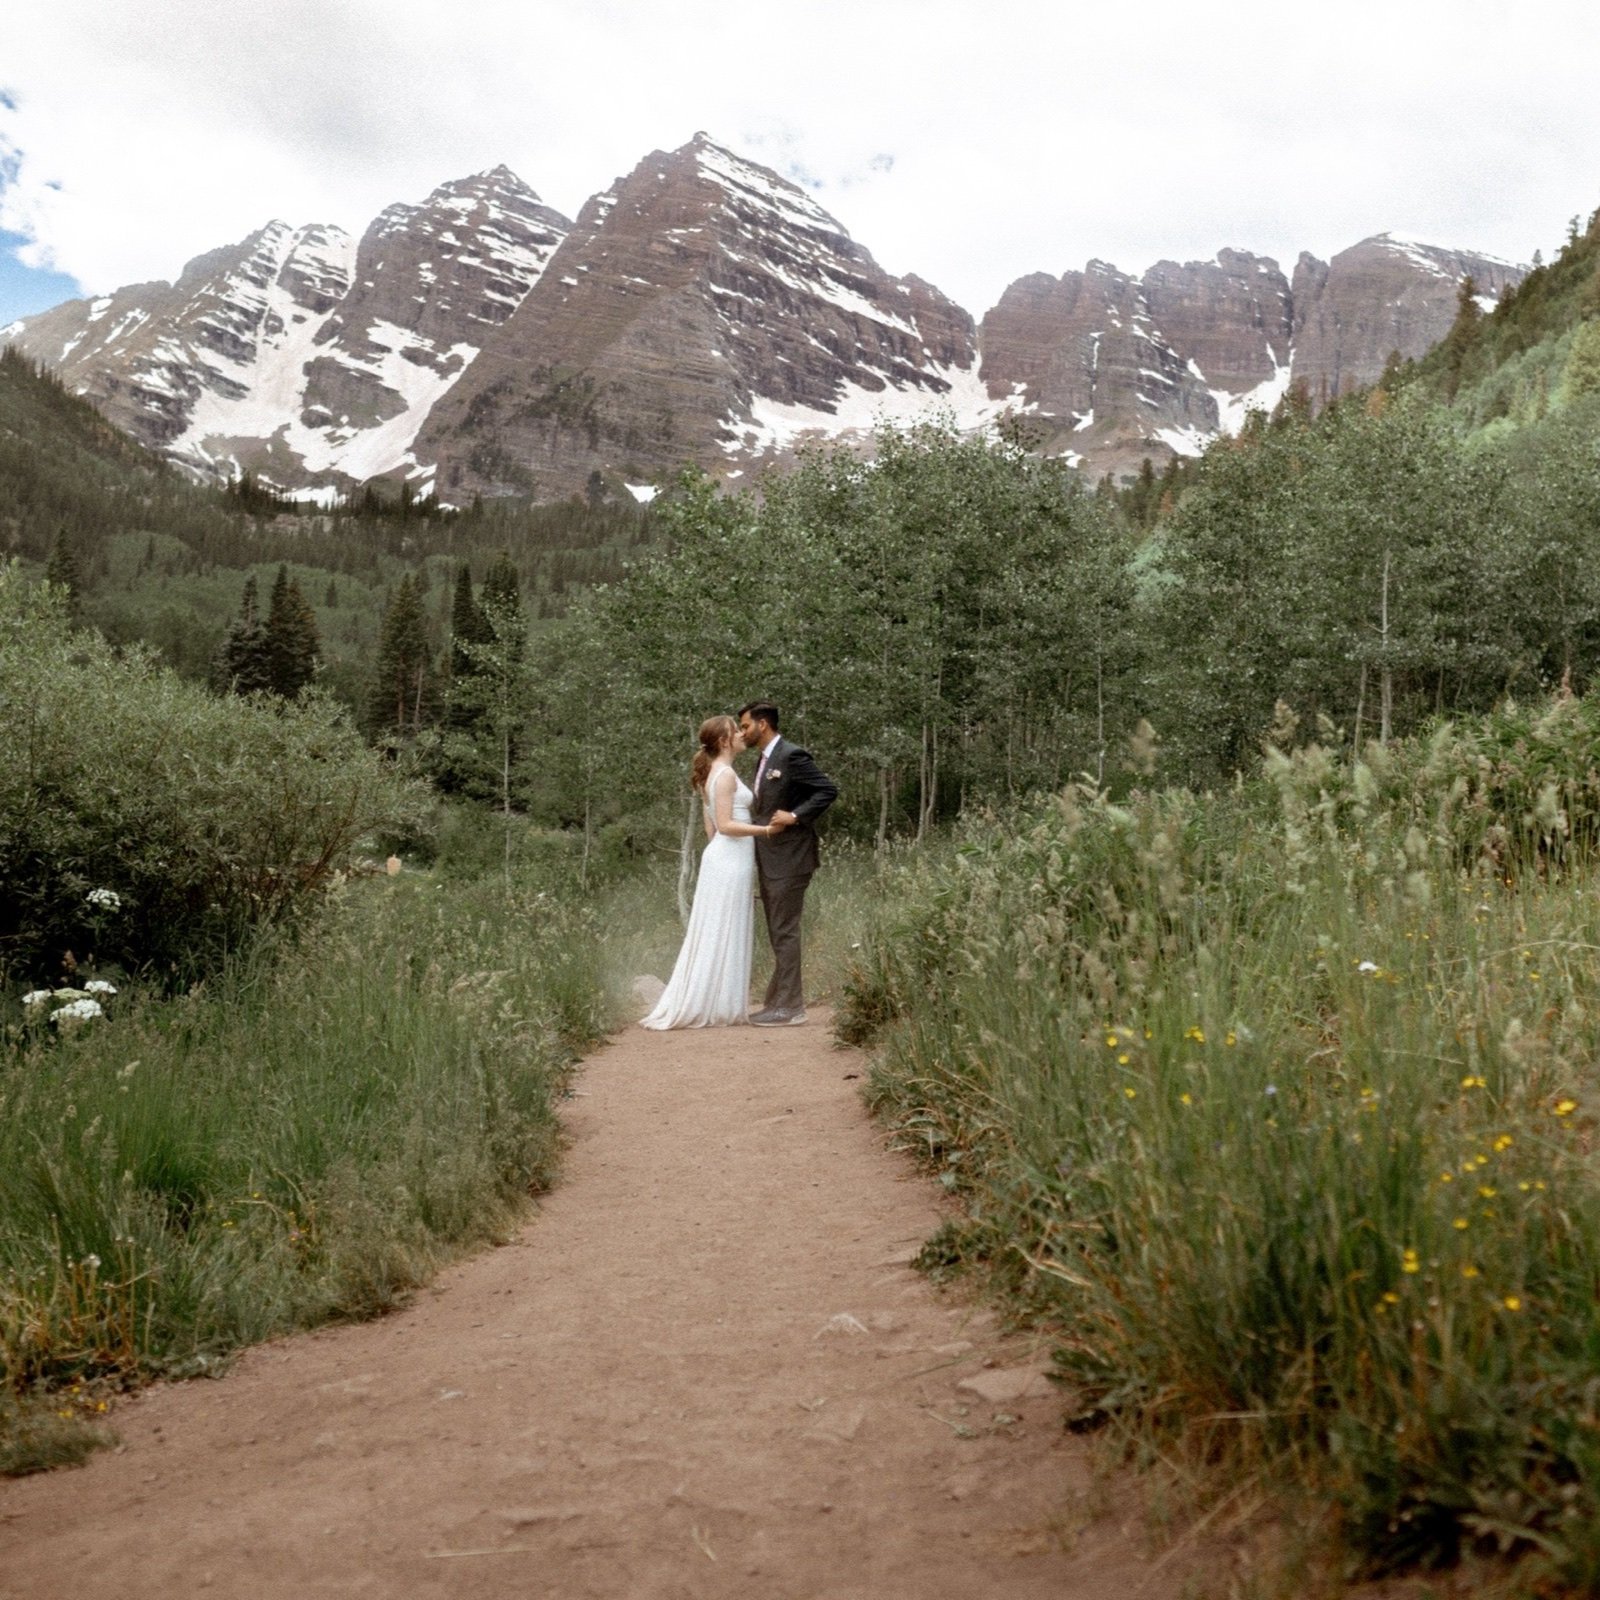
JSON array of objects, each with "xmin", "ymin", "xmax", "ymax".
[{"xmin": 0, "ymin": 348, "xmax": 654, "ymax": 708}]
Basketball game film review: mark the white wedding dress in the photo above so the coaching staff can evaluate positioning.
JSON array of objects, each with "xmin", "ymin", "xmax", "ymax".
[{"xmin": 641, "ymin": 766, "xmax": 755, "ymax": 1028}]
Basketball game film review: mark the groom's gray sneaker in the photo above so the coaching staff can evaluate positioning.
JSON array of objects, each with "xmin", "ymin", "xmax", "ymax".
[{"xmin": 751, "ymin": 1007, "xmax": 807, "ymax": 1026}]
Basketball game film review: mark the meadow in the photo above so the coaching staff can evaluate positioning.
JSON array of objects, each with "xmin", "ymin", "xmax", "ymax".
[
  {"xmin": 0, "ymin": 859, "xmax": 613, "ymax": 1470},
  {"xmin": 839, "ymin": 696, "xmax": 1600, "ymax": 1588}
]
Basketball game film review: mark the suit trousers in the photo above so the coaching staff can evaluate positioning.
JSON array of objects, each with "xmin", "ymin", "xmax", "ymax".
[{"xmin": 759, "ymin": 869, "xmax": 811, "ymax": 1012}]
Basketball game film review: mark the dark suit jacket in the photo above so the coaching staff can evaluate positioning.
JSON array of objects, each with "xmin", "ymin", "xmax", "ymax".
[{"xmin": 749, "ymin": 735, "xmax": 839, "ymax": 879}]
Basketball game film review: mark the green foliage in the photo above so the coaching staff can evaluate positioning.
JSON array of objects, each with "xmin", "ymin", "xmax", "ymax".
[
  {"xmin": 840, "ymin": 696, "xmax": 1600, "ymax": 1585},
  {"xmin": 1145, "ymin": 397, "xmax": 1525, "ymax": 783},
  {"xmin": 0, "ymin": 566, "xmax": 423, "ymax": 986},
  {"xmin": 212, "ymin": 573, "xmax": 273, "ymax": 694},
  {"xmin": 264, "ymin": 563, "xmax": 319, "ymax": 698},
  {"xmin": 536, "ymin": 420, "xmax": 1134, "ymax": 849},
  {"xmin": 0, "ymin": 864, "xmax": 610, "ymax": 1471},
  {"xmin": 1561, "ymin": 318, "xmax": 1600, "ymax": 402},
  {"xmin": 1407, "ymin": 202, "xmax": 1600, "ymax": 422},
  {"xmin": 366, "ymin": 572, "xmax": 432, "ymax": 738}
]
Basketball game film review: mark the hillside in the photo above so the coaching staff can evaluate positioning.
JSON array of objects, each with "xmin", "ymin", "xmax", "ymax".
[
  {"xmin": 0, "ymin": 347, "xmax": 650, "ymax": 700},
  {"xmin": 1395, "ymin": 203, "xmax": 1600, "ymax": 428}
]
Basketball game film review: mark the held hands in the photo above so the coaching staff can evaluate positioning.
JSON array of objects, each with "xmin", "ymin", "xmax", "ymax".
[{"xmin": 767, "ymin": 810, "xmax": 798, "ymax": 835}]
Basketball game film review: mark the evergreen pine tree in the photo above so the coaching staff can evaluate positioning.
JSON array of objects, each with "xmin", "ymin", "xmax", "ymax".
[
  {"xmin": 480, "ymin": 549, "xmax": 523, "ymax": 627},
  {"xmin": 449, "ymin": 561, "xmax": 491, "ymax": 679},
  {"xmin": 265, "ymin": 564, "xmax": 320, "ymax": 698},
  {"xmin": 1442, "ymin": 275, "xmax": 1482, "ymax": 399},
  {"xmin": 44, "ymin": 530, "xmax": 82, "ymax": 622},
  {"xmin": 214, "ymin": 575, "xmax": 274, "ymax": 695},
  {"xmin": 368, "ymin": 574, "xmax": 431, "ymax": 737}
]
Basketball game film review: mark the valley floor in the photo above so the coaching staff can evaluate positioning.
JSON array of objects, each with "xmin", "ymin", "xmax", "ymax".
[{"xmin": 0, "ymin": 1009, "xmax": 1161, "ymax": 1599}]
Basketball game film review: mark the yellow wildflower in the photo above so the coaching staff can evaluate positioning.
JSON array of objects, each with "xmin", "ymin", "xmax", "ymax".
[
  {"xmin": 1554, "ymin": 1099, "xmax": 1578, "ymax": 1117},
  {"xmin": 1503, "ymin": 1296, "xmax": 1522, "ymax": 1312},
  {"xmin": 1453, "ymin": 1217, "xmax": 1470, "ymax": 1230},
  {"xmin": 1461, "ymin": 1265, "xmax": 1480, "ymax": 1279}
]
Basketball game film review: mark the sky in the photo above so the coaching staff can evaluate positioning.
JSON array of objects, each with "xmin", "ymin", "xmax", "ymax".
[{"xmin": 3, "ymin": 0, "xmax": 1600, "ymax": 327}]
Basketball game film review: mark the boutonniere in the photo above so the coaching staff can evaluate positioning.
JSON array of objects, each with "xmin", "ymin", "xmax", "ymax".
[{"xmin": 766, "ymin": 768, "xmax": 782, "ymax": 781}]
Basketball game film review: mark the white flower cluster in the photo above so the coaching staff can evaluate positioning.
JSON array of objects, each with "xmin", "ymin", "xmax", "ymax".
[
  {"xmin": 86, "ymin": 888, "xmax": 123, "ymax": 912},
  {"xmin": 52, "ymin": 998, "xmax": 104, "ymax": 1024},
  {"xmin": 19, "ymin": 983, "xmax": 117, "ymax": 1024}
]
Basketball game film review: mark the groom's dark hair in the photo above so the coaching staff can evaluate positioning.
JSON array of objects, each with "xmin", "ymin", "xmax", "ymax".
[{"xmin": 738, "ymin": 699, "xmax": 780, "ymax": 730}]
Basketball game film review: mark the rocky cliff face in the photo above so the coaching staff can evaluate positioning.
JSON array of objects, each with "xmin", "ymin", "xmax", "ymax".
[
  {"xmin": 2, "ymin": 169, "xmax": 569, "ymax": 492},
  {"xmin": 415, "ymin": 134, "xmax": 987, "ymax": 501},
  {"xmin": 978, "ymin": 251, "xmax": 1294, "ymax": 478},
  {"xmin": 1289, "ymin": 233, "xmax": 1523, "ymax": 404},
  {"xmin": 2, "ymin": 140, "xmax": 1527, "ymax": 496},
  {"xmin": 978, "ymin": 234, "xmax": 1518, "ymax": 476}
]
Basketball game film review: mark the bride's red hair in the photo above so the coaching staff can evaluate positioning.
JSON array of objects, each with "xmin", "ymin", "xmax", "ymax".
[{"xmin": 691, "ymin": 714, "xmax": 738, "ymax": 792}]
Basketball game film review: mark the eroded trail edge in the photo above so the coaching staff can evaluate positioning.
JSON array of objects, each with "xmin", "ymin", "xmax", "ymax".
[{"xmin": 0, "ymin": 1011, "xmax": 1159, "ymax": 1599}]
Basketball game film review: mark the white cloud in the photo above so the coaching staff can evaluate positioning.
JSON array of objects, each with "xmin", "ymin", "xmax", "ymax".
[{"xmin": 3, "ymin": 0, "xmax": 1599, "ymax": 318}]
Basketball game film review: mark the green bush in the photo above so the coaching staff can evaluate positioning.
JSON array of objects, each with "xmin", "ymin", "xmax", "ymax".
[
  {"xmin": 0, "ymin": 566, "xmax": 424, "ymax": 986},
  {"xmin": 841, "ymin": 697, "xmax": 1600, "ymax": 1587}
]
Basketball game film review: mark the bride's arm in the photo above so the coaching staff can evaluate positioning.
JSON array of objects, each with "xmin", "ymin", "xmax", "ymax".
[{"xmin": 712, "ymin": 767, "xmax": 777, "ymax": 839}]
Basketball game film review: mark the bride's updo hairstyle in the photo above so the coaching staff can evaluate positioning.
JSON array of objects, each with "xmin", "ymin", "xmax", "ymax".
[{"xmin": 691, "ymin": 714, "xmax": 739, "ymax": 793}]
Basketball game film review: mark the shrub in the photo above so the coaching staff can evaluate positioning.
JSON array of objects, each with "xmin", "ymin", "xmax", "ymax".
[{"xmin": 0, "ymin": 565, "xmax": 425, "ymax": 986}]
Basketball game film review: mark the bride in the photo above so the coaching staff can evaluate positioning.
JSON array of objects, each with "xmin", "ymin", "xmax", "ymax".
[{"xmin": 641, "ymin": 715, "xmax": 788, "ymax": 1029}]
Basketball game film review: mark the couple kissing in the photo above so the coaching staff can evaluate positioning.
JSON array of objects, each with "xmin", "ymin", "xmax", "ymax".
[{"xmin": 641, "ymin": 700, "xmax": 838, "ymax": 1031}]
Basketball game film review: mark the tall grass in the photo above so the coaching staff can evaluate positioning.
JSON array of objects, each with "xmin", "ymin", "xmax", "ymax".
[
  {"xmin": 0, "ymin": 865, "xmax": 609, "ymax": 1469},
  {"xmin": 840, "ymin": 698, "xmax": 1600, "ymax": 1589}
]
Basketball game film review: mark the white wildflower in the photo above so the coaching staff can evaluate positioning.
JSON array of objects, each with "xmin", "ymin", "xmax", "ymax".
[
  {"xmin": 83, "ymin": 980, "xmax": 118, "ymax": 996},
  {"xmin": 22, "ymin": 990, "xmax": 52, "ymax": 1008},
  {"xmin": 1357, "ymin": 960, "xmax": 1379, "ymax": 974},
  {"xmin": 51, "ymin": 998, "xmax": 104, "ymax": 1024},
  {"xmin": 86, "ymin": 888, "xmax": 122, "ymax": 911},
  {"xmin": 82, "ymin": 1254, "xmax": 101, "ymax": 1271}
]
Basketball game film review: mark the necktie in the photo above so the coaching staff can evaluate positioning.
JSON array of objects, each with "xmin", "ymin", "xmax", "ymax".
[{"xmin": 755, "ymin": 749, "xmax": 770, "ymax": 795}]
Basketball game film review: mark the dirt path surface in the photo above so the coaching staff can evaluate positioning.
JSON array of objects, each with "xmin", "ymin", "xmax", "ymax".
[{"xmin": 0, "ymin": 1010, "xmax": 1167, "ymax": 1599}]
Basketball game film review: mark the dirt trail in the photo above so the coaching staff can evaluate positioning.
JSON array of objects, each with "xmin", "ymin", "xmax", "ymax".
[{"xmin": 0, "ymin": 1010, "xmax": 1167, "ymax": 1599}]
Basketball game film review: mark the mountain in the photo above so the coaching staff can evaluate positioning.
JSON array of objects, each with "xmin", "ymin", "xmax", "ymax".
[
  {"xmin": 415, "ymin": 134, "xmax": 989, "ymax": 501},
  {"xmin": 976, "ymin": 235, "xmax": 1523, "ymax": 480},
  {"xmin": 1, "ymin": 169, "xmax": 570, "ymax": 495},
  {"xmin": 2, "ymin": 139, "xmax": 1527, "ymax": 498},
  {"xmin": 1290, "ymin": 233, "xmax": 1524, "ymax": 403}
]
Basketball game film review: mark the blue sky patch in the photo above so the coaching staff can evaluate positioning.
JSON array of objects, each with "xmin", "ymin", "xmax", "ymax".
[{"xmin": 0, "ymin": 229, "xmax": 82, "ymax": 325}]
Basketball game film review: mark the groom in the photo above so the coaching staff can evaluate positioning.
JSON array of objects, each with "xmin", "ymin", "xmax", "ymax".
[{"xmin": 738, "ymin": 700, "xmax": 839, "ymax": 1026}]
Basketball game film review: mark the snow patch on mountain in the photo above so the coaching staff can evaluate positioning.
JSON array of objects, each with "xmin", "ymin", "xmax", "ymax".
[
  {"xmin": 729, "ymin": 361, "xmax": 1026, "ymax": 457},
  {"xmin": 1208, "ymin": 344, "xmax": 1293, "ymax": 434}
]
